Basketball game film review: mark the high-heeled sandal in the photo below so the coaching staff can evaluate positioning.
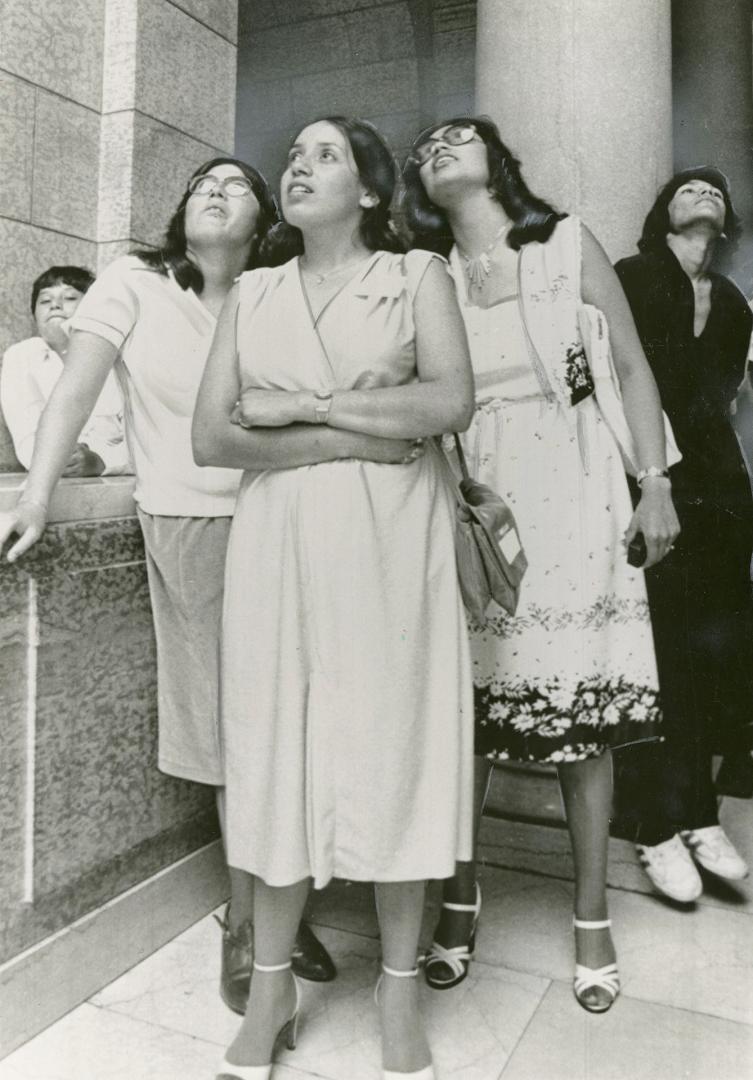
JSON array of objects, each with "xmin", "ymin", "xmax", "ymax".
[
  {"xmin": 424, "ymin": 882, "xmax": 481, "ymax": 990},
  {"xmin": 375, "ymin": 965, "xmax": 435, "ymax": 1080},
  {"xmin": 572, "ymin": 918, "xmax": 620, "ymax": 1014},
  {"xmin": 216, "ymin": 960, "xmax": 300, "ymax": 1080}
]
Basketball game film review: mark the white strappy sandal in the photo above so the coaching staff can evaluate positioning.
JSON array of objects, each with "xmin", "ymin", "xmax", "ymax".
[
  {"xmin": 217, "ymin": 960, "xmax": 300, "ymax": 1080},
  {"xmin": 424, "ymin": 882, "xmax": 481, "ymax": 990},
  {"xmin": 572, "ymin": 918, "xmax": 620, "ymax": 1014}
]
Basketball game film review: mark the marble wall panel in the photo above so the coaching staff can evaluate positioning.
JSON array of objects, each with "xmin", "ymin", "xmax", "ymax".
[
  {"xmin": 134, "ymin": 0, "xmax": 236, "ymax": 149},
  {"xmin": 235, "ymin": 75, "xmax": 295, "ymax": 138},
  {"xmin": 291, "ymin": 58, "xmax": 420, "ymax": 120},
  {"xmin": 0, "ymin": 0, "xmax": 105, "ymax": 111},
  {"xmin": 0, "ymin": 572, "xmax": 33, "ymax": 914},
  {"xmin": 241, "ymin": 17, "xmax": 352, "ymax": 82},
  {"xmin": 129, "ymin": 113, "xmax": 224, "ymax": 247},
  {"xmin": 433, "ymin": 26, "xmax": 476, "ymax": 99},
  {"xmin": 345, "ymin": 4, "xmax": 415, "ymax": 66},
  {"xmin": 31, "ymin": 91, "xmax": 100, "ymax": 241},
  {"xmin": 241, "ymin": 0, "xmax": 375, "ymax": 32},
  {"xmin": 169, "ymin": 0, "xmax": 239, "ymax": 42},
  {"xmin": 101, "ymin": 0, "xmax": 139, "ymax": 114},
  {"xmin": 0, "ymin": 73, "xmax": 35, "ymax": 222},
  {"xmin": 97, "ymin": 112, "xmax": 136, "ymax": 244}
]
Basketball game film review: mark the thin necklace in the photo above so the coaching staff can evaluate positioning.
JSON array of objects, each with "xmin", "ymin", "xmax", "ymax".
[
  {"xmin": 457, "ymin": 222, "xmax": 510, "ymax": 289},
  {"xmin": 300, "ymin": 252, "xmax": 372, "ymax": 286}
]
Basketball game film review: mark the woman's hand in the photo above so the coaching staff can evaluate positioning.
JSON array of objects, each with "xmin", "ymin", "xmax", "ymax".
[
  {"xmin": 624, "ymin": 479, "xmax": 680, "ymax": 568},
  {"xmin": 0, "ymin": 500, "xmax": 49, "ymax": 562},
  {"xmin": 352, "ymin": 435, "xmax": 426, "ymax": 465},
  {"xmin": 62, "ymin": 443, "xmax": 106, "ymax": 477},
  {"xmin": 232, "ymin": 389, "xmax": 307, "ymax": 428}
]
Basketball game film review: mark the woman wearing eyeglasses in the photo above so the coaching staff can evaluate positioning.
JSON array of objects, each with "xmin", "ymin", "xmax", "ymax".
[
  {"xmin": 403, "ymin": 118, "xmax": 679, "ymax": 1013},
  {"xmin": 0, "ymin": 155, "xmax": 406, "ymax": 1007}
]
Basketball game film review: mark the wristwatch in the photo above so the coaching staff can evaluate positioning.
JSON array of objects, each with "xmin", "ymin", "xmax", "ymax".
[
  {"xmin": 636, "ymin": 466, "xmax": 670, "ymax": 485},
  {"xmin": 313, "ymin": 390, "xmax": 333, "ymax": 424}
]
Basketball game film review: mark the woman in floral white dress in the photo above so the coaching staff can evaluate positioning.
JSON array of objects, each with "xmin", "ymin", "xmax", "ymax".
[{"xmin": 404, "ymin": 116, "xmax": 679, "ymax": 1013}]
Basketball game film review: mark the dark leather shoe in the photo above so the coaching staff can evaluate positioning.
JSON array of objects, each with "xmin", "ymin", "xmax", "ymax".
[
  {"xmin": 215, "ymin": 903, "xmax": 253, "ymax": 1015},
  {"xmin": 292, "ymin": 920, "xmax": 337, "ymax": 982}
]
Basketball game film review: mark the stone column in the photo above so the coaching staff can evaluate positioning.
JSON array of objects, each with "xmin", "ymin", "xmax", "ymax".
[
  {"xmin": 672, "ymin": 0, "xmax": 753, "ymax": 289},
  {"xmin": 475, "ymin": 0, "xmax": 673, "ymax": 261},
  {"xmin": 98, "ymin": 0, "xmax": 239, "ymax": 267}
]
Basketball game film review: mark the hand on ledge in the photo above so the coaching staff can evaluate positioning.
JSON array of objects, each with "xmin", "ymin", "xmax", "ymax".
[{"xmin": 62, "ymin": 444, "xmax": 106, "ymax": 477}]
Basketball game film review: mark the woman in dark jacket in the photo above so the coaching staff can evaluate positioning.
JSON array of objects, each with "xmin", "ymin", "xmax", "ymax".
[{"xmin": 614, "ymin": 167, "xmax": 753, "ymax": 901}]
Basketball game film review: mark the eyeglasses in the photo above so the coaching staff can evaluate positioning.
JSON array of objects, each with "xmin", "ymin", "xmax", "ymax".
[
  {"xmin": 409, "ymin": 124, "xmax": 480, "ymax": 166},
  {"xmin": 187, "ymin": 174, "xmax": 254, "ymax": 197}
]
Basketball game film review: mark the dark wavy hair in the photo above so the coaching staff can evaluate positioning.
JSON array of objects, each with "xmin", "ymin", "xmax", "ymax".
[
  {"xmin": 402, "ymin": 115, "xmax": 564, "ymax": 255},
  {"xmin": 637, "ymin": 167, "xmax": 743, "ymax": 259},
  {"xmin": 31, "ymin": 266, "xmax": 95, "ymax": 312},
  {"xmin": 135, "ymin": 157, "xmax": 280, "ymax": 291},
  {"xmin": 261, "ymin": 116, "xmax": 406, "ymax": 263}
]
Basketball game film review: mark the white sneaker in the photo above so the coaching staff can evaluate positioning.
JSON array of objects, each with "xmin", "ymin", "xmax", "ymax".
[
  {"xmin": 636, "ymin": 834, "xmax": 703, "ymax": 902},
  {"xmin": 680, "ymin": 826, "xmax": 749, "ymax": 881}
]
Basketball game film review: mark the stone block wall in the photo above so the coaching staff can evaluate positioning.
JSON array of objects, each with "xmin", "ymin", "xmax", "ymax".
[{"xmin": 235, "ymin": 0, "xmax": 477, "ymax": 195}]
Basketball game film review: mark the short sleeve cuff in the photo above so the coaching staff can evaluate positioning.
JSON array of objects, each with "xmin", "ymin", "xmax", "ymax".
[{"xmin": 69, "ymin": 316, "xmax": 126, "ymax": 350}]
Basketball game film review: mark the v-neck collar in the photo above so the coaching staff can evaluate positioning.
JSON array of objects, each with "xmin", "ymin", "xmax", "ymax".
[{"xmin": 296, "ymin": 251, "xmax": 383, "ymax": 327}]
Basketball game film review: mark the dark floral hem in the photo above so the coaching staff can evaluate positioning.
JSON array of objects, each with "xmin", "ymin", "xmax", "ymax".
[
  {"xmin": 475, "ymin": 675, "xmax": 661, "ymax": 763},
  {"xmin": 471, "ymin": 596, "xmax": 652, "ymax": 638}
]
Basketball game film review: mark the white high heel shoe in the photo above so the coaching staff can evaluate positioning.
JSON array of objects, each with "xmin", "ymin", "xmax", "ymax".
[
  {"xmin": 217, "ymin": 960, "xmax": 300, "ymax": 1080},
  {"xmin": 376, "ymin": 964, "xmax": 436, "ymax": 1080},
  {"xmin": 572, "ymin": 918, "xmax": 620, "ymax": 1014}
]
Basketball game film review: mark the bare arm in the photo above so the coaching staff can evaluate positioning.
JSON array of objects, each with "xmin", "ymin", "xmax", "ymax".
[
  {"xmin": 192, "ymin": 284, "xmax": 424, "ymax": 470},
  {"xmin": 581, "ymin": 224, "xmax": 679, "ymax": 566},
  {"xmin": 234, "ymin": 260, "xmax": 475, "ymax": 438},
  {"xmin": 0, "ymin": 331, "xmax": 116, "ymax": 560}
]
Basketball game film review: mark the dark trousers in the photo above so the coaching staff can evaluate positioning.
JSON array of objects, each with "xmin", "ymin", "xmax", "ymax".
[{"xmin": 613, "ymin": 543, "xmax": 750, "ymax": 844}]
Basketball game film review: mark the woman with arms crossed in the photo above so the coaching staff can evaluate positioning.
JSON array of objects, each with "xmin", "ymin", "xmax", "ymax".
[{"xmin": 193, "ymin": 116, "xmax": 475, "ymax": 1080}]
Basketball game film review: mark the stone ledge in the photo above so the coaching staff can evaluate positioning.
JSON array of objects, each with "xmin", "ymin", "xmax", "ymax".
[{"xmin": 0, "ymin": 474, "xmax": 136, "ymax": 523}]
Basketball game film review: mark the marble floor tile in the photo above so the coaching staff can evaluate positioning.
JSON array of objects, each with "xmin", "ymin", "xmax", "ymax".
[
  {"xmin": 474, "ymin": 865, "xmax": 753, "ymax": 1025},
  {"xmin": 0, "ymin": 1002, "xmax": 244, "ymax": 1080},
  {"xmin": 91, "ymin": 904, "xmax": 548, "ymax": 1080},
  {"xmin": 92, "ymin": 910, "xmax": 380, "ymax": 1049},
  {"xmin": 499, "ymin": 980, "xmax": 753, "ymax": 1080},
  {"xmin": 274, "ymin": 959, "xmax": 548, "ymax": 1080}
]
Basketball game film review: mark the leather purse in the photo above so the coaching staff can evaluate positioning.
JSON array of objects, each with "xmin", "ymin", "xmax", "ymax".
[{"xmin": 448, "ymin": 434, "xmax": 528, "ymax": 623}]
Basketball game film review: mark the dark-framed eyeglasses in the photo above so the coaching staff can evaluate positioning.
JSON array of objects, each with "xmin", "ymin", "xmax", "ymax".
[
  {"xmin": 409, "ymin": 124, "xmax": 480, "ymax": 167},
  {"xmin": 187, "ymin": 174, "xmax": 254, "ymax": 197}
]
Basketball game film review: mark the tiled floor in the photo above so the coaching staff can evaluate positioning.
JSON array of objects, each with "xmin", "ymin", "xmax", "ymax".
[{"xmin": 2, "ymin": 800, "xmax": 753, "ymax": 1080}]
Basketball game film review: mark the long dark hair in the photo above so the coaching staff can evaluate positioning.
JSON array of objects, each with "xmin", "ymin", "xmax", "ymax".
[
  {"xmin": 135, "ymin": 157, "xmax": 279, "ymax": 291},
  {"xmin": 637, "ymin": 167, "xmax": 743, "ymax": 263},
  {"xmin": 260, "ymin": 116, "xmax": 406, "ymax": 264},
  {"xmin": 402, "ymin": 115, "xmax": 564, "ymax": 255}
]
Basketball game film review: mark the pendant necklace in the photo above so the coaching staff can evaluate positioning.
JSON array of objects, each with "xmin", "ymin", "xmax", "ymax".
[
  {"xmin": 458, "ymin": 222, "xmax": 510, "ymax": 289},
  {"xmin": 301, "ymin": 253, "xmax": 371, "ymax": 286}
]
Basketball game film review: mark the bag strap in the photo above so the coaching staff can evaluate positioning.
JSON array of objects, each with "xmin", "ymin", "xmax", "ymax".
[{"xmin": 453, "ymin": 434, "xmax": 471, "ymax": 483}]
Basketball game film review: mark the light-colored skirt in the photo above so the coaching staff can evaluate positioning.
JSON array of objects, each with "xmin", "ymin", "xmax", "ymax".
[
  {"xmin": 221, "ymin": 453, "xmax": 474, "ymax": 889},
  {"xmin": 138, "ymin": 511, "xmax": 231, "ymax": 785},
  {"xmin": 466, "ymin": 394, "xmax": 661, "ymax": 763}
]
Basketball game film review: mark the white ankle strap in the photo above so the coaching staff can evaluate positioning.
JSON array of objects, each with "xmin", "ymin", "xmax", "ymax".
[
  {"xmin": 382, "ymin": 964, "xmax": 419, "ymax": 978},
  {"xmin": 573, "ymin": 918, "xmax": 612, "ymax": 930},
  {"xmin": 253, "ymin": 960, "xmax": 292, "ymax": 972}
]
